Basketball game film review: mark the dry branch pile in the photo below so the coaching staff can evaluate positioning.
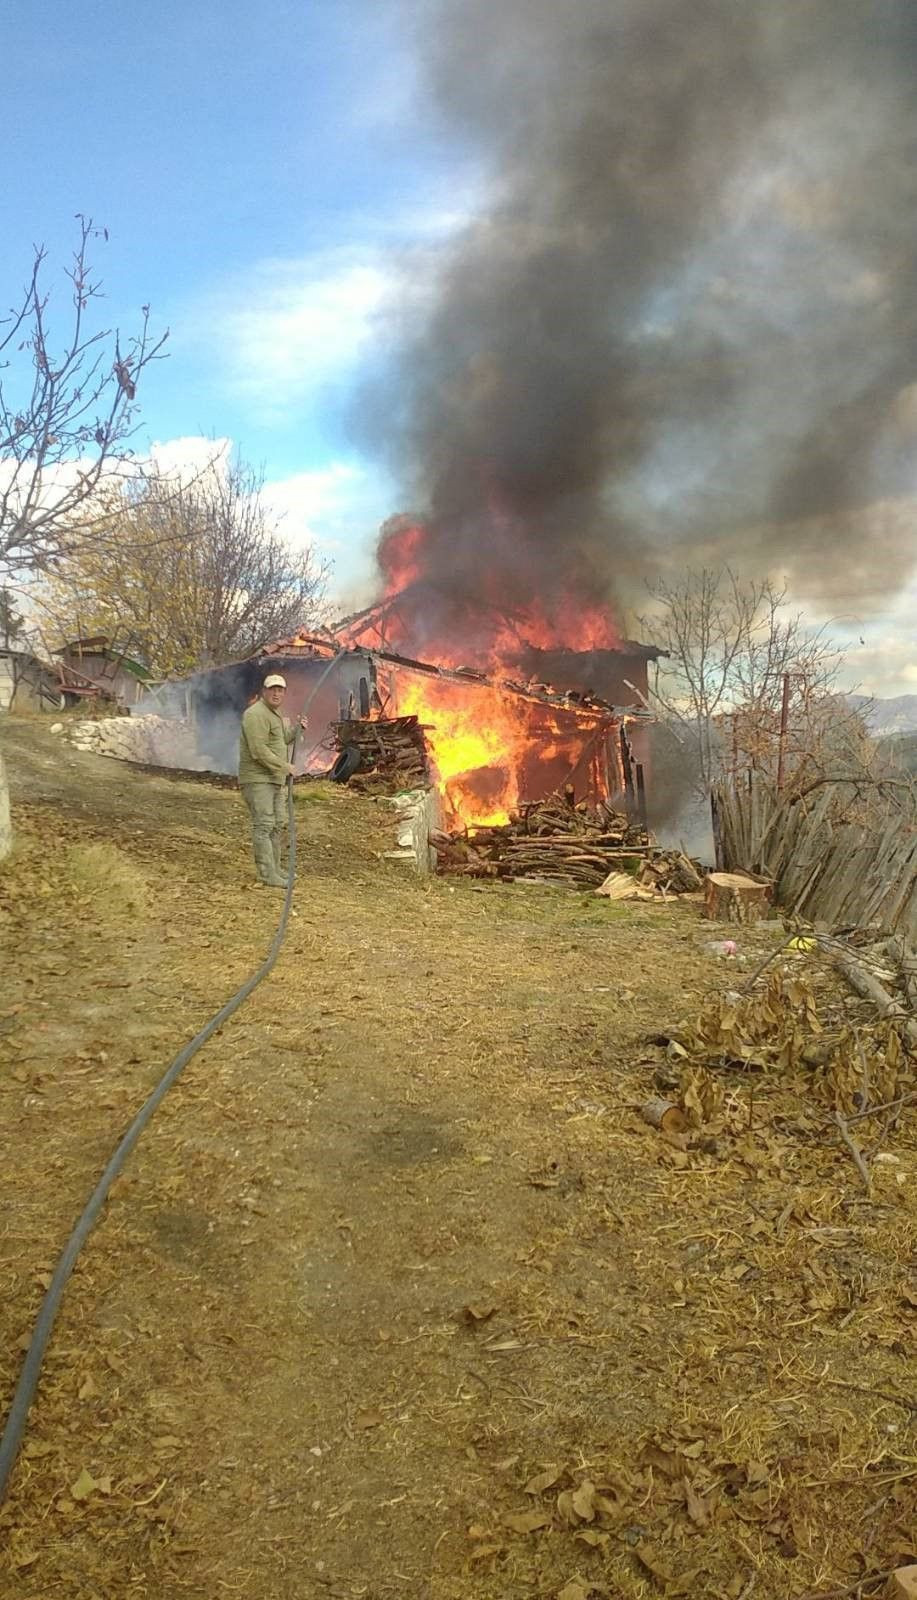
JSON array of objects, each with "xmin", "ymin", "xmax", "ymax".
[
  {"xmin": 433, "ymin": 790, "xmax": 704, "ymax": 894},
  {"xmin": 333, "ymin": 715, "xmax": 429, "ymax": 792},
  {"xmin": 649, "ymin": 942, "xmax": 916, "ymax": 1180}
]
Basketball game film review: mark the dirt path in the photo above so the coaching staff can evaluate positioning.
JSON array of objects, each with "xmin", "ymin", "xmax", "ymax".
[{"xmin": 1, "ymin": 719, "xmax": 914, "ymax": 1600}]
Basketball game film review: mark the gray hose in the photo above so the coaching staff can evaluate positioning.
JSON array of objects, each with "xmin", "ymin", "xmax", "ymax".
[{"xmin": 0, "ymin": 658, "xmax": 341, "ymax": 1502}]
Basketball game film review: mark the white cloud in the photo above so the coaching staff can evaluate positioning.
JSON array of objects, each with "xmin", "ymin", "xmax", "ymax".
[
  {"xmin": 147, "ymin": 434, "xmax": 232, "ymax": 480},
  {"xmin": 183, "ymin": 200, "xmax": 475, "ymax": 427},
  {"xmin": 126, "ymin": 434, "xmax": 390, "ymax": 594},
  {"xmin": 225, "ymin": 256, "xmax": 390, "ymax": 409},
  {"xmin": 185, "ymin": 250, "xmax": 397, "ymax": 426},
  {"xmin": 264, "ymin": 460, "xmax": 369, "ymax": 553},
  {"xmin": 264, "ymin": 461, "xmax": 360, "ymax": 531},
  {"xmin": 263, "ymin": 457, "xmax": 395, "ymax": 598}
]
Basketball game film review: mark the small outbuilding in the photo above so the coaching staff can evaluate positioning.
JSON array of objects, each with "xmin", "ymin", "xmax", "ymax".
[{"xmin": 55, "ymin": 637, "xmax": 152, "ymax": 708}]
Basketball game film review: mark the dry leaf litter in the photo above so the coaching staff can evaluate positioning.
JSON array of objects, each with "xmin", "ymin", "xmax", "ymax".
[{"xmin": 0, "ymin": 718, "xmax": 914, "ymax": 1600}]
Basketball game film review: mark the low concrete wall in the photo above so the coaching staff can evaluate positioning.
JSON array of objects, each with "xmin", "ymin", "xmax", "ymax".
[{"xmin": 382, "ymin": 788, "xmax": 441, "ymax": 875}]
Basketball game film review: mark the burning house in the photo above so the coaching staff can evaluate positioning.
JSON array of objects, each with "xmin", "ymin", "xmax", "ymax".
[
  {"xmin": 321, "ymin": 513, "xmax": 664, "ymax": 829},
  {"xmin": 72, "ymin": 507, "xmax": 685, "ymax": 881},
  {"xmin": 161, "ymin": 620, "xmax": 655, "ymax": 838},
  {"xmin": 142, "ymin": 505, "xmax": 664, "ymax": 842}
]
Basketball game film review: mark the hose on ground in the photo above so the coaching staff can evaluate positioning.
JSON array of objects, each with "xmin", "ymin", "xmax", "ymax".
[{"xmin": 0, "ymin": 658, "xmax": 340, "ymax": 1503}]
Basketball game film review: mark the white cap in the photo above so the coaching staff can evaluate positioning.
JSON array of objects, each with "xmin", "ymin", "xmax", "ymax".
[{"xmin": 263, "ymin": 674, "xmax": 287, "ymax": 689}]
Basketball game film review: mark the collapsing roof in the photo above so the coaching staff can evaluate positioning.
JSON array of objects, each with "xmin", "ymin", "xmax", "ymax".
[{"xmin": 253, "ymin": 628, "xmax": 651, "ymax": 722}]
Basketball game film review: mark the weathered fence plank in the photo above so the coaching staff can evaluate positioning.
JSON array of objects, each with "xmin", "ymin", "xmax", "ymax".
[{"xmin": 712, "ymin": 774, "xmax": 916, "ymax": 938}]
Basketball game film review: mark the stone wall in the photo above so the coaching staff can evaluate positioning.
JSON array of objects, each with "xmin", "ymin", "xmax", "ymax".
[{"xmin": 63, "ymin": 714, "xmax": 202, "ymax": 769}]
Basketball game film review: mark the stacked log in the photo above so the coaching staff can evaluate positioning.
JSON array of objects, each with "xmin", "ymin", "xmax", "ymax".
[
  {"xmin": 432, "ymin": 792, "xmax": 705, "ymax": 894},
  {"xmin": 332, "ymin": 716, "xmax": 429, "ymax": 791}
]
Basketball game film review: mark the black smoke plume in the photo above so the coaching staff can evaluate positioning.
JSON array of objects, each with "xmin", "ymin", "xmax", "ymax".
[{"xmin": 354, "ymin": 0, "xmax": 917, "ymax": 626}]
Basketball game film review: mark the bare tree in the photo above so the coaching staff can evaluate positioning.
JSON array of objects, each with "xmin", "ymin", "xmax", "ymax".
[
  {"xmin": 36, "ymin": 456, "xmax": 330, "ymax": 677},
  {"xmin": 639, "ymin": 569, "xmax": 870, "ymax": 795},
  {"xmin": 0, "ymin": 216, "xmax": 167, "ymax": 577}
]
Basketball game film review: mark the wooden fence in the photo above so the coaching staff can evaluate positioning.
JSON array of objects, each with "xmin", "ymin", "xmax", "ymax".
[{"xmin": 712, "ymin": 774, "xmax": 917, "ymax": 944}]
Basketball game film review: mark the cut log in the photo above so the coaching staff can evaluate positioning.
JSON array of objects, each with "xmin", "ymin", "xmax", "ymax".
[
  {"xmin": 704, "ymin": 871, "xmax": 772, "ymax": 924},
  {"xmin": 825, "ymin": 943, "xmax": 917, "ymax": 1050},
  {"xmin": 888, "ymin": 1567, "xmax": 917, "ymax": 1600},
  {"xmin": 640, "ymin": 1098, "xmax": 687, "ymax": 1135}
]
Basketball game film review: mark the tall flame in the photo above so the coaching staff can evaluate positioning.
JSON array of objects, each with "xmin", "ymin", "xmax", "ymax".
[
  {"xmin": 383, "ymin": 662, "xmax": 613, "ymax": 830},
  {"xmin": 370, "ymin": 514, "xmax": 622, "ymax": 670},
  {"xmin": 346, "ymin": 514, "xmax": 624, "ymax": 830}
]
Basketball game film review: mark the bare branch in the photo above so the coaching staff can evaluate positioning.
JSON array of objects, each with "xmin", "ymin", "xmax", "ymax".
[
  {"xmin": 0, "ymin": 218, "xmax": 168, "ymax": 576},
  {"xmin": 638, "ymin": 567, "xmax": 870, "ymax": 801}
]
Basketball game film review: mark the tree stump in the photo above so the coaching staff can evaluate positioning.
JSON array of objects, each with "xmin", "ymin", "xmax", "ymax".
[{"xmin": 703, "ymin": 871, "xmax": 772, "ymax": 924}]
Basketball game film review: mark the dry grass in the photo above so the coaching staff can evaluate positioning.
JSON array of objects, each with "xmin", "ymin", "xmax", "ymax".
[
  {"xmin": 0, "ymin": 718, "xmax": 914, "ymax": 1600},
  {"xmin": 60, "ymin": 841, "xmax": 150, "ymax": 915}
]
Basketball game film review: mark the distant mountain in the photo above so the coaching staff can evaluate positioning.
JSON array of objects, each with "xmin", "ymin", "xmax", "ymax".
[{"xmin": 848, "ymin": 694, "xmax": 917, "ymax": 735}]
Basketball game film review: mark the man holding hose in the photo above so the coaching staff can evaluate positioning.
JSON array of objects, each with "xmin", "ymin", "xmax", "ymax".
[{"xmin": 238, "ymin": 674, "xmax": 307, "ymax": 887}]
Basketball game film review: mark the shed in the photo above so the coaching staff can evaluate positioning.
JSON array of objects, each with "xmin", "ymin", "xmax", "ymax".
[{"xmin": 55, "ymin": 637, "xmax": 152, "ymax": 707}]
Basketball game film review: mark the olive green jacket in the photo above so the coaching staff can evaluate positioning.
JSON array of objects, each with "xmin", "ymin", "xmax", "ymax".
[{"xmin": 238, "ymin": 699, "xmax": 295, "ymax": 785}]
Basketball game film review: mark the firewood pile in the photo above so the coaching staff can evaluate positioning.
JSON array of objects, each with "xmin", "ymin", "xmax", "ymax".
[
  {"xmin": 432, "ymin": 790, "xmax": 705, "ymax": 895},
  {"xmin": 332, "ymin": 716, "xmax": 429, "ymax": 792}
]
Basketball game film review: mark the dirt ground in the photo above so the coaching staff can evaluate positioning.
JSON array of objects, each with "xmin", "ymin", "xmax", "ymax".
[{"xmin": 0, "ymin": 717, "xmax": 914, "ymax": 1600}]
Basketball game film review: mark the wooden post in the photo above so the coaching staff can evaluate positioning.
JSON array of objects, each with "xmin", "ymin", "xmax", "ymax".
[
  {"xmin": 599, "ymin": 731, "xmax": 612, "ymax": 807},
  {"xmin": 776, "ymin": 672, "xmax": 792, "ymax": 791},
  {"xmin": 619, "ymin": 723, "xmax": 636, "ymax": 821},
  {"xmin": 635, "ymin": 761, "xmax": 648, "ymax": 831},
  {"xmin": 711, "ymin": 789, "xmax": 725, "ymax": 872},
  {"xmin": 590, "ymin": 747, "xmax": 602, "ymax": 809}
]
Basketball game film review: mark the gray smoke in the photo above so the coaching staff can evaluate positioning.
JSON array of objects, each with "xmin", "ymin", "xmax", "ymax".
[{"xmin": 355, "ymin": 0, "xmax": 917, "ymax": 621}]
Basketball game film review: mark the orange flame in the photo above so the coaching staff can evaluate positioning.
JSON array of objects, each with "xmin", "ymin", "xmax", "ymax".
[
  {"xmin": 387, "ymin": 664, "xmax": 612, "ymax": 830},
  {"xmin": 347, "ymin": 514, "xmax": 624, "ymax": 830},
  {"xmin": 350, "ymin": 516, "xmax": 621, "ymax": 668}
]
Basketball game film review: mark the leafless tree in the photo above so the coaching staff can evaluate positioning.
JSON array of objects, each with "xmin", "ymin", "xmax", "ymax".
[
  {"xmin": 639, "ymin": 569, "xmax": 871, "ymax": 795},
  {"xmin": 0, "ymin": 216, "xmax": 167, "ymax": 578},
  {"xmin": 36, "ymin": 456, "xmax": 331, "ymax": 677}
]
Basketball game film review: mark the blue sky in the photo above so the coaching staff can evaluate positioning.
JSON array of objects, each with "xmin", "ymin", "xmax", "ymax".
[
  {"xmin": 3, "ymin": 0, "xmax": 915, "ymax": 694},
  {"xmin": 3, "ymin": 0, "xmax": 477, "ymax": 598}
]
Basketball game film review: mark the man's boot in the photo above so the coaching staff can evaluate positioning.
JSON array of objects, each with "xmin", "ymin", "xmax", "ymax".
[{"xmin": 253, "ymin": 828, "xmax": 284, "ymax": 887}]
